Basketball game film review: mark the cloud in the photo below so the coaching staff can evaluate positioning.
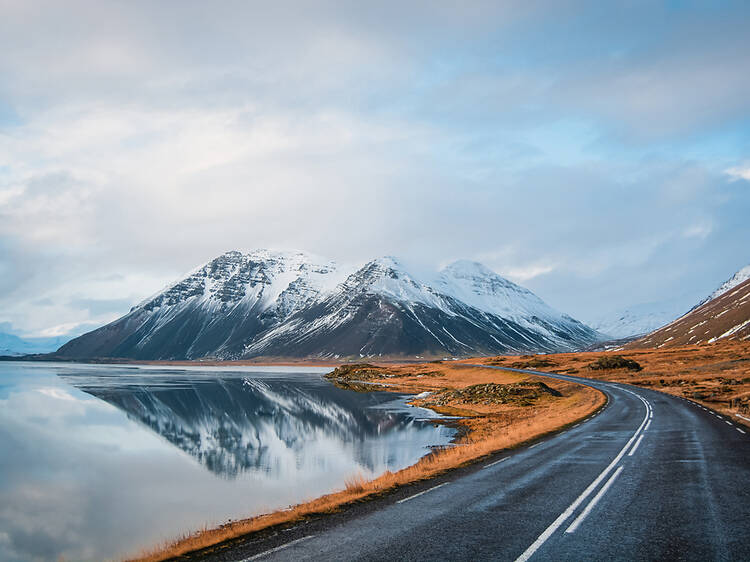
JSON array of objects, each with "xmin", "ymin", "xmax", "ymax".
[
  {"xmin": 1, "ymin": 1, "xmax": 749, "ymax": 334},
  {"xmin": 725, "ymin": 164, "xmax": 750, "ymax": 182}
]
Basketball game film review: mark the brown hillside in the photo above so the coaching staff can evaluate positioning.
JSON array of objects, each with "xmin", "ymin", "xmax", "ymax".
[{"xmin": 628, "ymin": 277, "xmax": 750, "ymax": 349}]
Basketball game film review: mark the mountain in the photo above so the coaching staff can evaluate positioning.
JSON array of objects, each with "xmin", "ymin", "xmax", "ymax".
[
  {"xmin": 56, "ymin": 250, "xmax": 602, "ymax": 360},
  {"xmin": 587, "ymin": 299, "xmax": 692, "ymax": 339},
  {"xmin": 0, "ymin": 332, "xmax": 71, "ymax": 357},
  {"xmin": 697, "ymin": 264, "xmax": 750, "ymax": 307},
  {"xmin": 629, "ymin": 269, "xmax": 750, "ymax": 349}
]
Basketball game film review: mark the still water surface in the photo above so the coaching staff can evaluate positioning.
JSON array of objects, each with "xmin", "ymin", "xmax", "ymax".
[{"xmin": 0, "ymin": 362, "xmax": 454, "ymax": 561}]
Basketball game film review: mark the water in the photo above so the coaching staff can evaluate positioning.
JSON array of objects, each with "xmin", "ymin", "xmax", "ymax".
[{"xmin": 0, "ymin": 362, "xmax": 454, "ymax": 561}]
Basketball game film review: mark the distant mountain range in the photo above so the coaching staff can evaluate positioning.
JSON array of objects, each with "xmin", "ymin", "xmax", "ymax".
[
  {"xmin": 629, "ymin": 263, "xmax": 750, "ymax": 348},
  {"xmin": 0, "ymin": 332, "xmax": 71, "ymax": 357},
  {"xmin": 587, "ymin": 299, "xmax": 692, "ymax": 340},
  {"xmin": 55, "ymin": 250, "xmax": 602, "ymax": 360}
]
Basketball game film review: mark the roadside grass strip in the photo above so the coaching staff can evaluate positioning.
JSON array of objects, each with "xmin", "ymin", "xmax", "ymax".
[
  {"xmin": 396, "ymin": 482, "xmax": 448, "ymax": 504},
  {"xmin": 514, "ymin": 388, "xmax": 650, "ymax": 562},
  {"xmin": 243, "ymin": 535, "xmax": 316, "ymax": 561}
]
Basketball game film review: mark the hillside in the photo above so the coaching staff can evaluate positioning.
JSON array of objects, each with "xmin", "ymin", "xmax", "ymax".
[{"xmin": 629, "ymin": 277, "xmax": 750, "ymax": 348}]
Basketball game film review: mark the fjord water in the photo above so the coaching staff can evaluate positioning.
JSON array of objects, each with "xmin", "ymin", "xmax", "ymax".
[{"xmin": 0, "ymin": 362, "xmax": 454, "ymax": 561}]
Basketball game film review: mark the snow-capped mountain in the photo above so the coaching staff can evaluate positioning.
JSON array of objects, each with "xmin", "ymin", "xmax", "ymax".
[
  {"xmin": 698, "ymin": 263, "xmax": 750, "ymax": 307},
  {"xmin": 629, "ymin": 263, "xmax": 750, "ymax": 349},
  {"xmin": 56, "ymin": 250, "xmax": 602, "ymax": 360},
  {"xmin": 630, "ymin": 276, "xmax": 750, "ymax": 348},
  {"xmin": 587, "ymin": 299, "xmax": 692, "ymax": 339}
]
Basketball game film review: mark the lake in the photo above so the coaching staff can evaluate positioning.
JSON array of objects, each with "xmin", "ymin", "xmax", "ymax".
[{"xmin": 0, "ymin": 362, "xmax": 455, "ymax": 561}]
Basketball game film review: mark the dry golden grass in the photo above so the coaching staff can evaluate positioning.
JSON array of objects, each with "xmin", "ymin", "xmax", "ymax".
[
  {"xmin": 130, "ymin": 363, "xmax": 603, "ymax": 562},
  {"xmin": 473, "ymin": 340, "xmax": 750, "ymax": 429}
]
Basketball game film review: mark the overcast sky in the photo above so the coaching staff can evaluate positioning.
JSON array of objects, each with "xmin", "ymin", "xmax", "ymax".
[{"xmin": 1, "ymin": 0, "xmax": 749, "ymax": 338}]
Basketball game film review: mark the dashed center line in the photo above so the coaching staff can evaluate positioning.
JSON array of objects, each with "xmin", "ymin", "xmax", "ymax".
[
  {"xmin": 243, "ymin": 535, "xmax": 316, "ymax": 561},
  {"xmin": 397, "ymin": 482, "xmax": 448, "ymax": 504},
  {"xmin": 484, "ymin": 457, "xmax": 508, "ymax": 469}
]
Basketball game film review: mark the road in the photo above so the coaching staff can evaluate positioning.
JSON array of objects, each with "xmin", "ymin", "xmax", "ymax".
[{"xmin": 196, "ymin": 367, "xmax": 750, "ymax": 562}]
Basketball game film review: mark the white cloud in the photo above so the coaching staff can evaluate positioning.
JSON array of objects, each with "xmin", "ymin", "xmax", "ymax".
[
  {"xmin": 1, "ymin": 1, "xmax": 749, "ymax": 334},
  {"xmin": 725, "ymin": 164, "xmax": 750, "ymax": 182},
  {"xmin": 502, "ymin": 264, "xmax": 556, "ymax": 282}
]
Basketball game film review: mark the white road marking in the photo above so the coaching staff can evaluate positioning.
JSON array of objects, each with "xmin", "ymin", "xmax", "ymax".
[
  {"xmin": 737, "ymin": 428, "xmax": 746, "ymax": 434},
  {"xmin": 514, "ymin": 389, "xmax": 649, "ymax": 562},
  {"xmin": 528, "ymin": 443, "xmax": 540, "ymax": 449},
  {"xmin": 484, "ymin": 457, "xmax": 508, "ymax": 469},
  {"xmin": 572, "ymin": 423, "xmax": 580, "ymax": 428},
  {"xmin": 628, "ymin": 434, "xmax": 644, "ymax": 456},
  {"xmin": 396, "ymin": 482, "xmax": 448, "ymax": 504},
  {"xmin": 736, "ymin": 413, "xmax": 750, "ymax": 422},
  {"xmin": 565, "ymin": 465, "xmax": 625, "ymax": 534},
  {"xmin": 243, "ymin": 535, "xmax": 316, "ymax": 561},
  {"xmin": 725, "ymin": 421, "xmax": 733, "ymax": 426},
  {"xmin": 644, "ymin": 419, "xmax": 652, "ymax": 431}
]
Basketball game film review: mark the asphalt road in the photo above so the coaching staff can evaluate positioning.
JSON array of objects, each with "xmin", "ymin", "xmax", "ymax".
[{"xmin": 196, "ymin": 367, "xmax": 750, "ymax": 562}]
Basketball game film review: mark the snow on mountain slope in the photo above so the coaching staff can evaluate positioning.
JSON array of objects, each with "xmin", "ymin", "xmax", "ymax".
[
  {"xmin": 587, "ymin": 299, "xmax": 693, "ymax": 339},
  {"xmin": 241, "ymin": 256, "xmax": 601, "ymax": 358},
  {"xmin": 57, "ymin": 251, "xmax": 602, "ymax": 360},
  {"xmin": 57, "ymin": 250, "xmax": 349, "ymax": 359},
  {"xmin": 629, "ymin": 276, "xmax": 750, "ymax": 349},
  {"xmin": 701, "ymin": 264, "xmax": 750, "ymax": 305}
]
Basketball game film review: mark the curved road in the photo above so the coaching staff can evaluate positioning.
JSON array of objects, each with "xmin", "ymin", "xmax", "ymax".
[{"xmin": 197, "ymin": 367, "xmax": 750, "ymax": 562}]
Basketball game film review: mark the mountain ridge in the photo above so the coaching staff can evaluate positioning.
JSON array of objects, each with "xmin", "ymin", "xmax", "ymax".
[
  {"xmin": 629, "ymin": 264, "xmax": 750, "ymax": 349},
  {"xmin": 55, "ymin": 250, "xmax": 603, "ymax": 360}
]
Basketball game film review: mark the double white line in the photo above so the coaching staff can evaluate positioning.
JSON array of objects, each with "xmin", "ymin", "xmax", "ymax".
[{"xmin": 515, "ymin": 389, "xmax": 651, "ymax": 562}]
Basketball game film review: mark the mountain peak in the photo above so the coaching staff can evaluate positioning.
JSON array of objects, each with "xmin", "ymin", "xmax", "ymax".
[
  {"xmin": 57, "ymin": 249, "xmax": 601, "ymax": 360},
  {"xmin": 707, "ymin": 263, "xmax": 750, "ymax": 303}
]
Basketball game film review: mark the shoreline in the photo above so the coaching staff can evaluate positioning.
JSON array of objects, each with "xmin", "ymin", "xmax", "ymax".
[{"xmin": 130, "ymin": 362, "xmax": 605, "ymax": 562}]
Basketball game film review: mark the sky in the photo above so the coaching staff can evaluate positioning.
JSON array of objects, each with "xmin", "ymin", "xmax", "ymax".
[{"xmin": 1, "ymin": 0, "xmax": 749, "ymax": 338}]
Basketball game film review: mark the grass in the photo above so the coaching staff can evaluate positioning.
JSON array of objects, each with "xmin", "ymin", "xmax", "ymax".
[
  {"xmin": 473, "ymin": 340, "xmax": 750, "ymax": 427},
  {"xmin": 129, "ymin": 363, "xmax": 604, "ymax": 562}
]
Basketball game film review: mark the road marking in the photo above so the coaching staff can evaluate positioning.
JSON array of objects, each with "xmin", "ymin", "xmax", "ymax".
[
  {"xmin": 529, "ymin": 443, "xmax": 540, "ymax": 449},
  {"xmin": 737, "ymin": 428, "xmax": 746, "ymax": 434},
  {"xmin": 565, "ymin": 465, "xmax": 625, "ymax": 534},
  {"xmin": 644, "ymin": 419, "xmax": 652, "ymax": 431},
  {"xmin": 514, "ymin": 390, "xmax": 649, "ymax": 562},
  {"xmin": 243, "ymin": 535, "xmax": 316, "ymax": 561},
  {"xmin": 736, "ymin": 413, "xmax": 750, "ymax": 422},
  {"xmin": 628, "ymin": 434, "xmax": 644, "ymax": 456},
  {"xmin": 484, "ymin": 457, "xmax": 508, "ymax": 469},
  {"xmin": 572, "ymin": 423, "xmax": 580, "ymax": 428},
  {"xmin": 725, "ymin": 421, "xmax": 733, "ymax": 426},
  {"xmin": 397, "ymin": 482, "xmax": 448, "ymax": 504}
]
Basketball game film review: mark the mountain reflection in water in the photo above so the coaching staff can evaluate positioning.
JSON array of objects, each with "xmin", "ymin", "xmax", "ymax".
[
  {"xmin": 0, "ymin": 363, "xmax": 454, "ymax": 562},
  {"xmin": 63, "ymin": 370, "xmax": 448, "ymax": 478}
]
